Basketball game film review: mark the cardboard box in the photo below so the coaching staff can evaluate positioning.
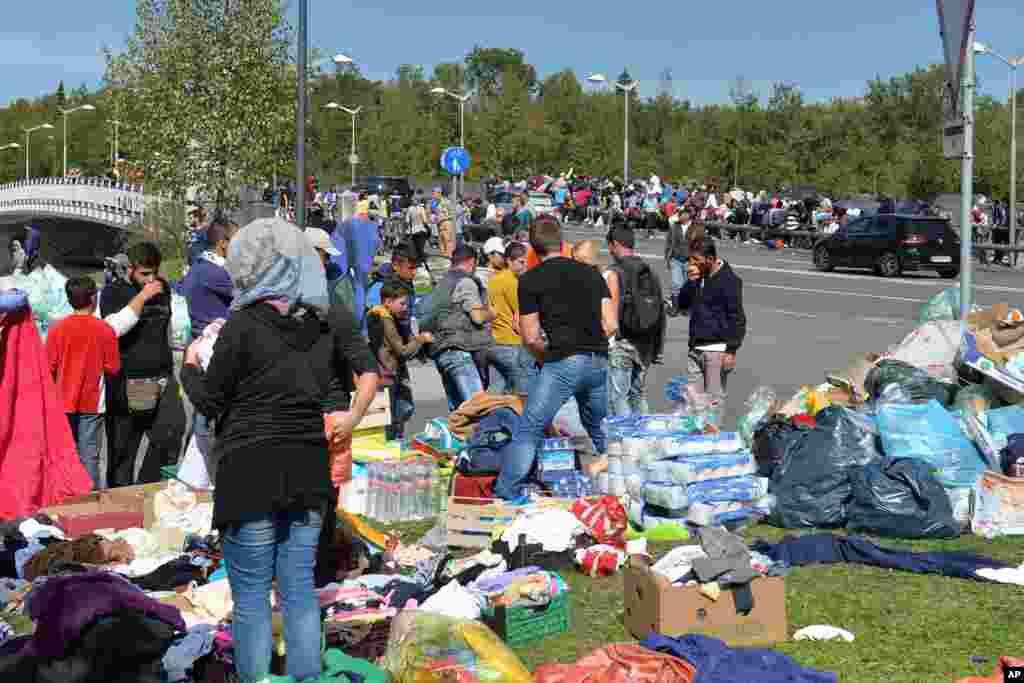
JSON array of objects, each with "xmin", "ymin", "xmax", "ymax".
[
  {"xmin": 624, "ymin": 556, "xmax": 787, "ymax": 646},
  {"xmin": 446, "ymin": 496, "xmax": 569, "ymax": 549},
  {"xmin": 356, "ymin": 389, "xmax": 391, "ymax": 431},
  {"xmin": 38, "ymin": 500, "xmax": 143, "ymax": 538}
]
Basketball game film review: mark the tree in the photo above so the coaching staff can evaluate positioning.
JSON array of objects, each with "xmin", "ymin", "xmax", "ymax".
[
  {"xmin": 55, "ymin": 81, "xmax": 66, "ymax": 109},
  {"xmin": 104, "ymin": 0, "xmax": 296, "ymax": 210}
]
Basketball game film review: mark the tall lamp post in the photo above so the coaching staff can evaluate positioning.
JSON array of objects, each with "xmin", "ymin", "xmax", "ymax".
[
  {"xmin": 431, "ymin": 88, "xmax": 471, "ymax": 199},
  {"xmin": 325, "ymin": 102, "xmax": 362, "ymax": 188},
  {"xmin": 23, "ymin": 124, "xmax": 54, "ymax": 180},
  {"xmin": 586, "ymin": 72, "xmax": 639, "ymax": 184},
  {"xmin": 1, "ymin": 143, "xmax": 20, "ymax": 181},
  {"xmin": 975, "ymin": 42, "xmax": 1023, "ymax": 258},
  {"xmin": 109, "ymin": 119, "xmax": 122, "ymax": 171},
  {"xmin": 60, "ymin": 104, "xmax": 96, "ymax": 177}
]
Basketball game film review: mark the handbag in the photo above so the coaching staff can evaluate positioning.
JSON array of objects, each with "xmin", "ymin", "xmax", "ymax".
[{"xmin": 125, "ymin": 377, "xmax": 166, "ymax": 413}]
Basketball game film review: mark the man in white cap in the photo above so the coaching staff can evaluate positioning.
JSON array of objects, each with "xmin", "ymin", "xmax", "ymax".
[
  {"xmin": 477, "ymin": 236, "xmax": 506, "ymax": 288},
  {"xmin": 304, "ymin": 227, "xmax": 354, "ymax": 313}
]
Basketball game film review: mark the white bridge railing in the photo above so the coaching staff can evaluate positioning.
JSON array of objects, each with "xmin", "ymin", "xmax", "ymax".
[{"xmin": 0, "ymin": 177, "xmax": 150, "ymax": 227}]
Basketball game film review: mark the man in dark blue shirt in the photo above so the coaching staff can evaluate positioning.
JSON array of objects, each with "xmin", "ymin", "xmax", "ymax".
[{"xmin": 182, "ymin": 221, "xmax": 237, "ymax": 338}]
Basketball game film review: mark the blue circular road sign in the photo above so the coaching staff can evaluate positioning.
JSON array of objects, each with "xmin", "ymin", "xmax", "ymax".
[{"xmin": 440, "ymin": 146, "xmax": 471, "ymax": 175}]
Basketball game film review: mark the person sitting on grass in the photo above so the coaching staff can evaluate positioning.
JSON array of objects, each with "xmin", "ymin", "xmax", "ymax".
[{"xmin": 366, "ymin": 283, "xmax": 434, "ymax": 442}]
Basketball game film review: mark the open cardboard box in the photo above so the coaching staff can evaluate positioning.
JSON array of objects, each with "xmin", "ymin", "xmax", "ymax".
[
  {"xmin": 38, "ymin": 499, "xmax": 143, "ymax": 538},
  {"xmin": 623, "ymin": 554, "xmax": 787, "ymax": 646}
]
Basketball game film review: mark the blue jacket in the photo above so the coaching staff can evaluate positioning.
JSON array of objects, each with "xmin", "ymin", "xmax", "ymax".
[
  {"xmin": 640, "ymin": 634, "xmax": 837, "ymax": 683},
  {"xmin": 678, "ymin": 261, "xmax": 746, "ymax": 353},
  {"xmin": 457, "ymin": 408, "xmax": 522, "ymax": 476}
]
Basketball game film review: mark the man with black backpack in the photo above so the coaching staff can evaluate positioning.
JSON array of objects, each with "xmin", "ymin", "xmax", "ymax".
[{"xmin": 605, "ymin": 225, "xmax": 666, "ymax": 416}]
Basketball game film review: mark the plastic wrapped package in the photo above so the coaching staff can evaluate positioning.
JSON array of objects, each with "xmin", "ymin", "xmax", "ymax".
[
  {"xmin": 846, "ymin": 457, "xmax": 960, "ymax": 539},
  {"xmin": 972, "ymin": 471, "xmax": 1024, "ymax": 538},
  {"xmin": 383, "ymin": 610, "xmax": 533, "ymax": 683},
  {"xmin": 946, "ymin": 487, "xmax": 973, "ymax": 528},
  {"xmin": 170, "ymin": 293, "xmax": 191, "ymax": 351},
  {"xmin": 642, "ymin": 481, "xmax": 689, "ymax": 512},
  {"xmin": 686, "ymin": 475, "xmax": 766, "ymax": 505},
  {"xmin": 918, "ymin": 287, "xmax": 960, "ymax": 323},
  {"xmin": 657, "ymin": 432, "xmax": 744, "ymax": 460},
  {"xmin": 646, "ymin": 454, "xmax": 757, "ymax": 486},
  {"xmin": 9, "ymin": 264, "xmax": 72, "ymax": 340},
  {"xmin": 686, "ymin": 501, "xmax": 763, "ymax": 527},
  {"xmin": 622, "ymin": 436, "xmax": 662, "ymax": 461},
  {"xmin": 865, "ymin": 359, "xmax": 957, "ymax": 407},
  {"xmin": 632, "ymin": 414, "xmax": 705, "ymax": 436},
  {"xmin": 737, "ymin": 387, "xmax": 777, "ymax": 446},
  {"xmin": 888, "ymin": 320, "xmax": 962, "ymax": 382},
  {"xmin": 981, "ymin": 405, "xmax": 1024, "ymax": 454},
  {"xmin": 877, "ymin": 401, "xmax": 989, "ymax": 488},
  {"xmin": 769, "ymin": 406, "xmax": 883, "ymax": 529}
]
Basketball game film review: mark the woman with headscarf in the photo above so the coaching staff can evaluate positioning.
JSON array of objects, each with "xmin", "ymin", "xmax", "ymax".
[{"xmin": 180, "ymin": 218, "xmax": 379, "ymax": 683}]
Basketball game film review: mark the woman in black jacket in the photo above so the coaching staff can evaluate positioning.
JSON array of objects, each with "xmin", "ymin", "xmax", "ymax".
[{"xmin": 181, "ymin": 217, "xmax": 378, "ymax": 683}]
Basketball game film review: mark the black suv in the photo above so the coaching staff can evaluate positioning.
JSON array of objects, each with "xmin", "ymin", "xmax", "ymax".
[{"xmin": 813, "ymin": 214, "xmax": 960, "ymax": 278}]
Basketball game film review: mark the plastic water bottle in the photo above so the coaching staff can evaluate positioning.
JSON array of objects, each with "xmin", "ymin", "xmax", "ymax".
[
  {"xmin": 429, "ymin": 459, "xmax": 443, "ymax": 516},
  {"xmin": 366, "ymin": 463, "xmax": 378, "ymax": 520},
  {"xmin": 410, "ymin": 314, "xmax": 420, "ymax": 337},
  {"xmin": 382, "ymin": 463, "xmax": 397, "ymax": 522},
  {"xmin": 400, "ymin": 459, "xmax": 416, "ymax": 521},
  {"xmin": 415, "ymin": 457, "xmax": 430, "ymax": 519}
]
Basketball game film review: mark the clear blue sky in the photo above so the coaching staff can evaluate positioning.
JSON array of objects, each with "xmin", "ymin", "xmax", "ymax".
[{"xmin": 2, "ymin": 1, "xmax": 1021, "ymax": 106}]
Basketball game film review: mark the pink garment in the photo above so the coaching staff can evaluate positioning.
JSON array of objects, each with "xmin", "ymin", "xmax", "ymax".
[{"xmin": 0, "ymin": 306, "xmax": 92, "ymax": 519}]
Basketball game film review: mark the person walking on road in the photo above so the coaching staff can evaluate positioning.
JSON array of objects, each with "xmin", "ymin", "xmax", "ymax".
[
  {"xmin": 665, "ymin": 210, "xmax": 701, "ymax": 317},
  {"xmin": 486, "ymin": 241, "xmax": 532, "ymax": 395},
  {"xmin": 605, "ymin": 226, "xmax": 665, "ymax": 417},
  {"xmin": 678, "ymin": 237, "xmax": 746, "ymax": 405}
]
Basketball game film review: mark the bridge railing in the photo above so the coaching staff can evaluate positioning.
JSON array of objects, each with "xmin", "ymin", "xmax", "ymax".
[{"xmin": 0, "ymin": 177, "xmax": 150, "ymax": 227}]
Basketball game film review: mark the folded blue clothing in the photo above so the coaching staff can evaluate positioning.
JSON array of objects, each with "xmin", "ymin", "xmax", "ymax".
[{"xmin": 686, "ymin": 475, "xmax": 765, "ymax": 505}]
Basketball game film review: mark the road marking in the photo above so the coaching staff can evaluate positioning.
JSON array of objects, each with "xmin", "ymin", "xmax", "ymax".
[
  {"xmin": 858, "ymin": 316, "xmax": 910, "ymax": 325},
  {"xmin": 747, "ymin": 282, "xmax": 927, "ymax": 303},
  {"xmin": 753, "ymin": 307, "xmax": 818, "ymax": 319}
]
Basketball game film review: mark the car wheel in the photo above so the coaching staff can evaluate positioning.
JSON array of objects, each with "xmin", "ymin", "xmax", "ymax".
[
  {"xmin": 813, "ymin": 245, "xmax": 833, "ymax": 272},
  {"xmin": 938, "ymin": 268, "xmax": 960, "ymax": 279},
  {"xmin": 877, "ymin": 252, "xmax": 901, "ymax": 277}
]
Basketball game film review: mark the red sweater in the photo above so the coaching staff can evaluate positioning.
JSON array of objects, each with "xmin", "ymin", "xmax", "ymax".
[{"xmin": 46, "ymin": 313, "xmax": 121, "ymax": 414}]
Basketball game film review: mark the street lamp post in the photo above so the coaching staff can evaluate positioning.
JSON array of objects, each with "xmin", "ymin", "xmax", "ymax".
[
  {"xmin": 60, "ymin": 104, "xmax": 96, "ymax": 177},
  {"xmin": 431, "ymin": 88, "xmax": 471, "ymax": 199},
  {"xmin": 109, "ymin": 119, "xmax": 121, "ymax": 170},
  {"xmin": 0, "ymin": 143, "xmax": 20, "ymax": 181},
  {"xmin": 586, "ymin": 73, "xmax": 639, "ymax": 184},
  {"xmin": 976, "ymin": 42, "xmax": 1023, "ymax": 260},
  {"xmin": 22, "ymin": 124, "xmax": 54, "ymax": 180},
  {"xmin": 325, "ymin": 102, "xmax": 362, "ymax": 188}
]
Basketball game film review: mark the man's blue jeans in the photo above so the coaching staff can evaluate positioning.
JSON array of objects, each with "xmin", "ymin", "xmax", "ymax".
[
  {"xmin": 494, "ymin": 353, "xmax": 609, "ymax": 500},
  {"xmin": 669, "ymin": 257, "xmax": 687, "ymax": 302},
  {"xmin": 67, "ymin": 413, "xmax": 103, "ymax": 489},
  {"xmin": 434, "ymin": 350, "xmax": 484, "ymax": 411},
  {"xmin": 608, "ymin": 345, "xmax": 650, "ymax": 417},
  {"xmin": 222, "ymin": 509, "xmax": 323, "ymax": 683},
  {"xmin": 488, "ymin": 344, "xmax": 533, "ymax": 396}
]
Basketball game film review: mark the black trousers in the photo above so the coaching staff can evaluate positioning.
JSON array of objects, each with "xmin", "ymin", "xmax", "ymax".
[{"xmin": 105, "ymin": 374, "xmax": 186, "ymax": 487}]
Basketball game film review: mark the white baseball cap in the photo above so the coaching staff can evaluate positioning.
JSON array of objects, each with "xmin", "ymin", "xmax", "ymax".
[
  {"xmin": 483, "ymin": 236, "xmax": 506, "ymax": 256},
  {"xmin": 304, "ymin": 227, "xmax": 341, "ymax": 256}
]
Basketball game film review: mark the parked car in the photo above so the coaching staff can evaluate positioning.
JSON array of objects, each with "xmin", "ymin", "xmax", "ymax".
[
  {"xmin": 813, "ymin": 214, "xmax": 960, "ymax": 278},
  {"xmin": 355, "ymin": 176, "xmax": 413, "ymax": 206}
]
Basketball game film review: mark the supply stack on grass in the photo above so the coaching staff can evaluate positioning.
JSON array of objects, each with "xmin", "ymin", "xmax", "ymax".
[
  {"xmin": 602, "ymin": 416, "xmax": 771, "ymax": 532},
  {"xmin": 538, "ymin": 438, "xmax": 594, "ymax": 498}
]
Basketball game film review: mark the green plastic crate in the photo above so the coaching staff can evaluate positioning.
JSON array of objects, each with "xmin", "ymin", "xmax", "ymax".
[
  {"xmin": 484, "ymin": 591, "xmax": 571, "ymax": 647},
  {"xmin": 160, "ymin": 465, "xmax": 178, "ymax": 481}
]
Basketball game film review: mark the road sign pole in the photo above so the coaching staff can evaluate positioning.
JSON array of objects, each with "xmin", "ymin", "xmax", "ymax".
[
  {"xmin": 960, "ymin": 21, "xmax": 976, "ymax": 318},
  {"xmin": 295, "ymin": 0, "xmax": 307, "ymax": 229}
]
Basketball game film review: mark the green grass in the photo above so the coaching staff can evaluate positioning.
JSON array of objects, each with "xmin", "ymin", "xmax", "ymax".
[{"xmin": 380, "ymin": 521, "xmax": 1024, "ymax": 682}]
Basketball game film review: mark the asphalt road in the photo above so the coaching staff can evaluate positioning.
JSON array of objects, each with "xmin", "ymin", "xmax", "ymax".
[{"xmin": 404, "ymin": 224, "xmax": 1024, "ymax": 435}]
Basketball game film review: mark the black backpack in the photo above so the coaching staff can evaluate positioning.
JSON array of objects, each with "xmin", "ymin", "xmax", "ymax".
[{"xmin": 616, "ymin": 257, "xmax": 663, "ymax": 337}]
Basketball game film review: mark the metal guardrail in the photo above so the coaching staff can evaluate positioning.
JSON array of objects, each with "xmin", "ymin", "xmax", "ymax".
[{"xmin": 0, "ymin": 177, "xmax": 150, "ymax": 228}]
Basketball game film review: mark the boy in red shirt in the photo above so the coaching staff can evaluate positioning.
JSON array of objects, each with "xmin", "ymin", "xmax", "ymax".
[{"xmin": 46, "ymin": 277, "xmax": 121, "ymax": 489}]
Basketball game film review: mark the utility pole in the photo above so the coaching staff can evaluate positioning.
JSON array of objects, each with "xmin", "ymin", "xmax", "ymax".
[
  {"xmin": 959, "ymin": 22, "xmax": 976, "ymax": 318},
  {"xmin": 295, "ymin": 0, "xmax": 308, "ymax": 228}
]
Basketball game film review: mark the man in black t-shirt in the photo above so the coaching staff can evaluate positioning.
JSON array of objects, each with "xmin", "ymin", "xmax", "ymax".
[{"xmin": 494, "ymin": 216, "xmax": 618, "ymax": 500}]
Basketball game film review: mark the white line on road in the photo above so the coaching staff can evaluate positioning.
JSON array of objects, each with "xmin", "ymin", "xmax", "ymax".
[
  {"xmin": 746, "ymin": 282, "xmax": 926, "ymax": 303},
  {"xmin": 858, "ymin": 316, "xmax": 910, "ymax": 325},
  {"xmin": 753, "ymin": 307, "xmax": 818, "ymax": 319}
]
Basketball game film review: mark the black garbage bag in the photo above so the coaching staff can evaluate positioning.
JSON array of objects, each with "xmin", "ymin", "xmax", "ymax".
[
  {"xmin": 864, "ymin": 359, "xmax": 956, "ymax": 407},
  {"xmin": 847, "ymin": 457, "xmax": 960, "ymax": 539},
  {"xmin": 752, "ymin": 417, "xmax": 800, "ymax": 478},
  {"xmin": 769, "ymin": 406, "xmax": 883, "ymax": 529}
]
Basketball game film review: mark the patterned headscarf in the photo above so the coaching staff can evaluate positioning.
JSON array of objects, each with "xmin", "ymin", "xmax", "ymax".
[{"xmin": 226, "ymin": 218, "xmax": 329, "ymax": 319}]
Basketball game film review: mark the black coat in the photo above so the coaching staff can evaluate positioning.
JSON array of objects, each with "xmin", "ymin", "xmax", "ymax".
[{"xmin": 678, "ymin": 261, "xmax": 747, "ymax": 353}]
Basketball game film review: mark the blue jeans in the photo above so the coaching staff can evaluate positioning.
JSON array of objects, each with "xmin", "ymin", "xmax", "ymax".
[
  {"xmin": 488, "ymin": 345, "xmax": 533, "ymax": 395},
  {"xmin": 223, "ymin": 509, "xmax": 323, "ymax": 683},
  {"xmin": 669, "ymin": 257, "xmax": 687, "ymax": 301},
  {"xmin": 494, "ymin": 353, "xmax": 609, "ymax": 499},
  {"xmin": 608, "ymin": 345, "xmax": 650, "ymax": 417},
  {"xmin": 434, "ymin": 350, "xmax": 484, "ymax": 411},
  {"xmin": 388, "ymin": 382, "xmax": 415, "ymax": 438},
  {"xmin": 67, "ymin": 413, "xmax": 103, "ymax": 489}
]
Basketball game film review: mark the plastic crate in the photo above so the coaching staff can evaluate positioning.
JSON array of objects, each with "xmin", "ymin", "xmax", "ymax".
[
  {"xmin": 160, "ymin": 465, "xmax": 178, "ymax": 481},
  {"xmin": 484, "ymin": 591, "xmax": 571, "ymax": 647}
]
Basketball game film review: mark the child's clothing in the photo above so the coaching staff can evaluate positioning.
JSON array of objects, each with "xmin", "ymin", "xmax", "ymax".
[
  {"xmin": 46, "ymin": 313, "xmax": 121, "ymax": 488},
  {"xmin": 366, "ymin": 305, "xmax": 424, "ymax": 440}
]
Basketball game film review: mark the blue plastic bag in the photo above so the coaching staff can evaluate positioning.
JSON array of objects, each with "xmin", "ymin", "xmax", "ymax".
[{"xmin": 877, "ymin": 400, "xmax": 989, "ymax": 488}]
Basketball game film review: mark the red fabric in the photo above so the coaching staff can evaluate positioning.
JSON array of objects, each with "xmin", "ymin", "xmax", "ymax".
[
  {"xmin": 572, "ymin": 496, "xmax": 628, "ymax": 547},
  {"xmin": 46, "ymin": 313, "xmax": 120, "ymax": 413},
  {"xmin": 451, "ymin": 472, "xmax": 496, "ymax": 499},
  {"xmin": 0, "ymin": 308, "xmax": 93, "ymax": 519},
  {"xmin": 535, "ymin": 643, "xmax": 696, "ymax": 683},
  {"xmin": 576, "ymin": 545, "xmax": 625, "ymax": 577},
  {"xmin": 791, "ymin": 414, "xmax": 817, "ymax": 429},
  {"xmin": 52, "ymin": 510, "xmax": 145, "ymax": 538}
]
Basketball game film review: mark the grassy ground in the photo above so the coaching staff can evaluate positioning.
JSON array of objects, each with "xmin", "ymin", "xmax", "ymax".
[{"xmin": 380, "ymin": 520, "xmax": 1024, "ymax": 682}]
